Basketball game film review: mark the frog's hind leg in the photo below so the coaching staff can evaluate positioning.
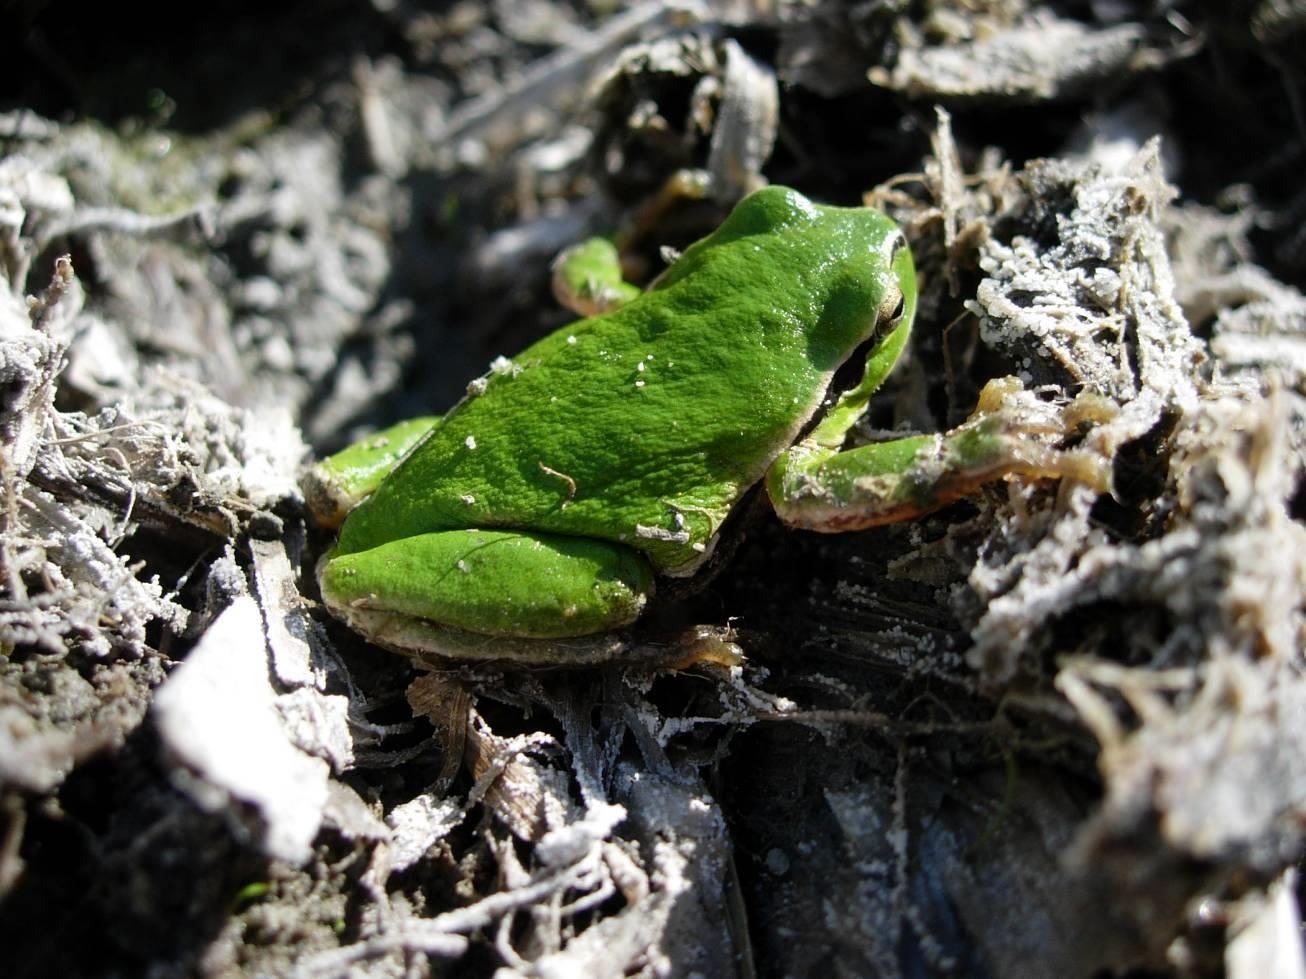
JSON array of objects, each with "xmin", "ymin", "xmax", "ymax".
[{"xmin": 319, "ymin": 527, "xmax": 656, "ymax": 642}]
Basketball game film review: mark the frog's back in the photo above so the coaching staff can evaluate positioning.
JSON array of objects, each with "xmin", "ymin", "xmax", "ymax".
[{"xmin": 338, "ymin": 187, "xmax": 901, "ymax": 573}]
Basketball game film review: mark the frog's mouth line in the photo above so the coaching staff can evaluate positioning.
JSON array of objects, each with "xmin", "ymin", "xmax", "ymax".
[
  {"xmin": 802, "ymin": 333, "xmax": 879, "ymax": 437},
  {"xmin": 832, "ymin": 334, "xmax": 879, "ymax": 397}
]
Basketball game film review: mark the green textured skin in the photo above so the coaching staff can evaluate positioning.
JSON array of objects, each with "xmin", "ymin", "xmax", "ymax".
[
  {"xmin": 320, "ymin": 528, "xmax": 653, "ymax": 638},
  {"xmin": 322, "ymin": 185, "xmax": 913, "ymax": 641}
]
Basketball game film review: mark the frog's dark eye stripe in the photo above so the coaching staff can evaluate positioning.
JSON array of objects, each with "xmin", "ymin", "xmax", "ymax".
[{"xmin": 884, "ymin": 231, "xmax": 907, "ymax": 263}]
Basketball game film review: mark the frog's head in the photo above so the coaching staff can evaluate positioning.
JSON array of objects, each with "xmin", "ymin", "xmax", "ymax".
[
  {"xmin": 657, "ymin": 185, "xmax": 914, "ymax": 372},
  {"xmin": 696, "ymin": 185, "xmax": 917, "ymax": 448},
  {"xmin": 805, "ymin": 190, "xmax": 916, "ymax": 418},
  {"xmin": 786, "ymin": 188, "xmax": 915, "ymax": 380}
]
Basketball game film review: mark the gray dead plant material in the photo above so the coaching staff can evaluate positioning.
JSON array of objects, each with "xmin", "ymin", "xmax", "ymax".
[
  {"xmin": 0, "ymin": 154, "xmax": 304, "ymax": 797},
  {"xmin": 880, "ymin": 114, "xmax": 1306, "ymax": 960}
]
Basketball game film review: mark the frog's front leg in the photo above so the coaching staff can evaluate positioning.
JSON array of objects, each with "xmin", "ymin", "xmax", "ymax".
[
  {"xmin": 767, "ymin": 378, "xmax": 1113, "ymax": 531},
  {"xmin": 319, "ymin": 527, "xmax": 655, "ymax": 648}
]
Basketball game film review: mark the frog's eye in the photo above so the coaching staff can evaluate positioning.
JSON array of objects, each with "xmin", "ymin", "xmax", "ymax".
[
  {"xmin": 875, "ymin": 232, "xmax": 910, "ymax": 328},
  {"xmin": 878, "ymin": 287, "xmax": 906, "ymax": 329},
  {"xmin": 887, "ymin": 292, "xmax": 906, "ymax": 322}
]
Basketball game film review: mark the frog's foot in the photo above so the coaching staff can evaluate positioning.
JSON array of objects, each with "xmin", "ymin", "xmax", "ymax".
[
  {"xmin": 319, "ymin": 524, "xmax": 742, "ymax": 668},
  {"xmin": 550, "ymin": 238, "xmax": 641, "ymax": 318},
  {"xmin": 768, "ymin": 377, "xmax": 1114, "ymax": 532},
  {"xmin": 305, "ymin": 415, "xmax": 442, "ymax": 527}
]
